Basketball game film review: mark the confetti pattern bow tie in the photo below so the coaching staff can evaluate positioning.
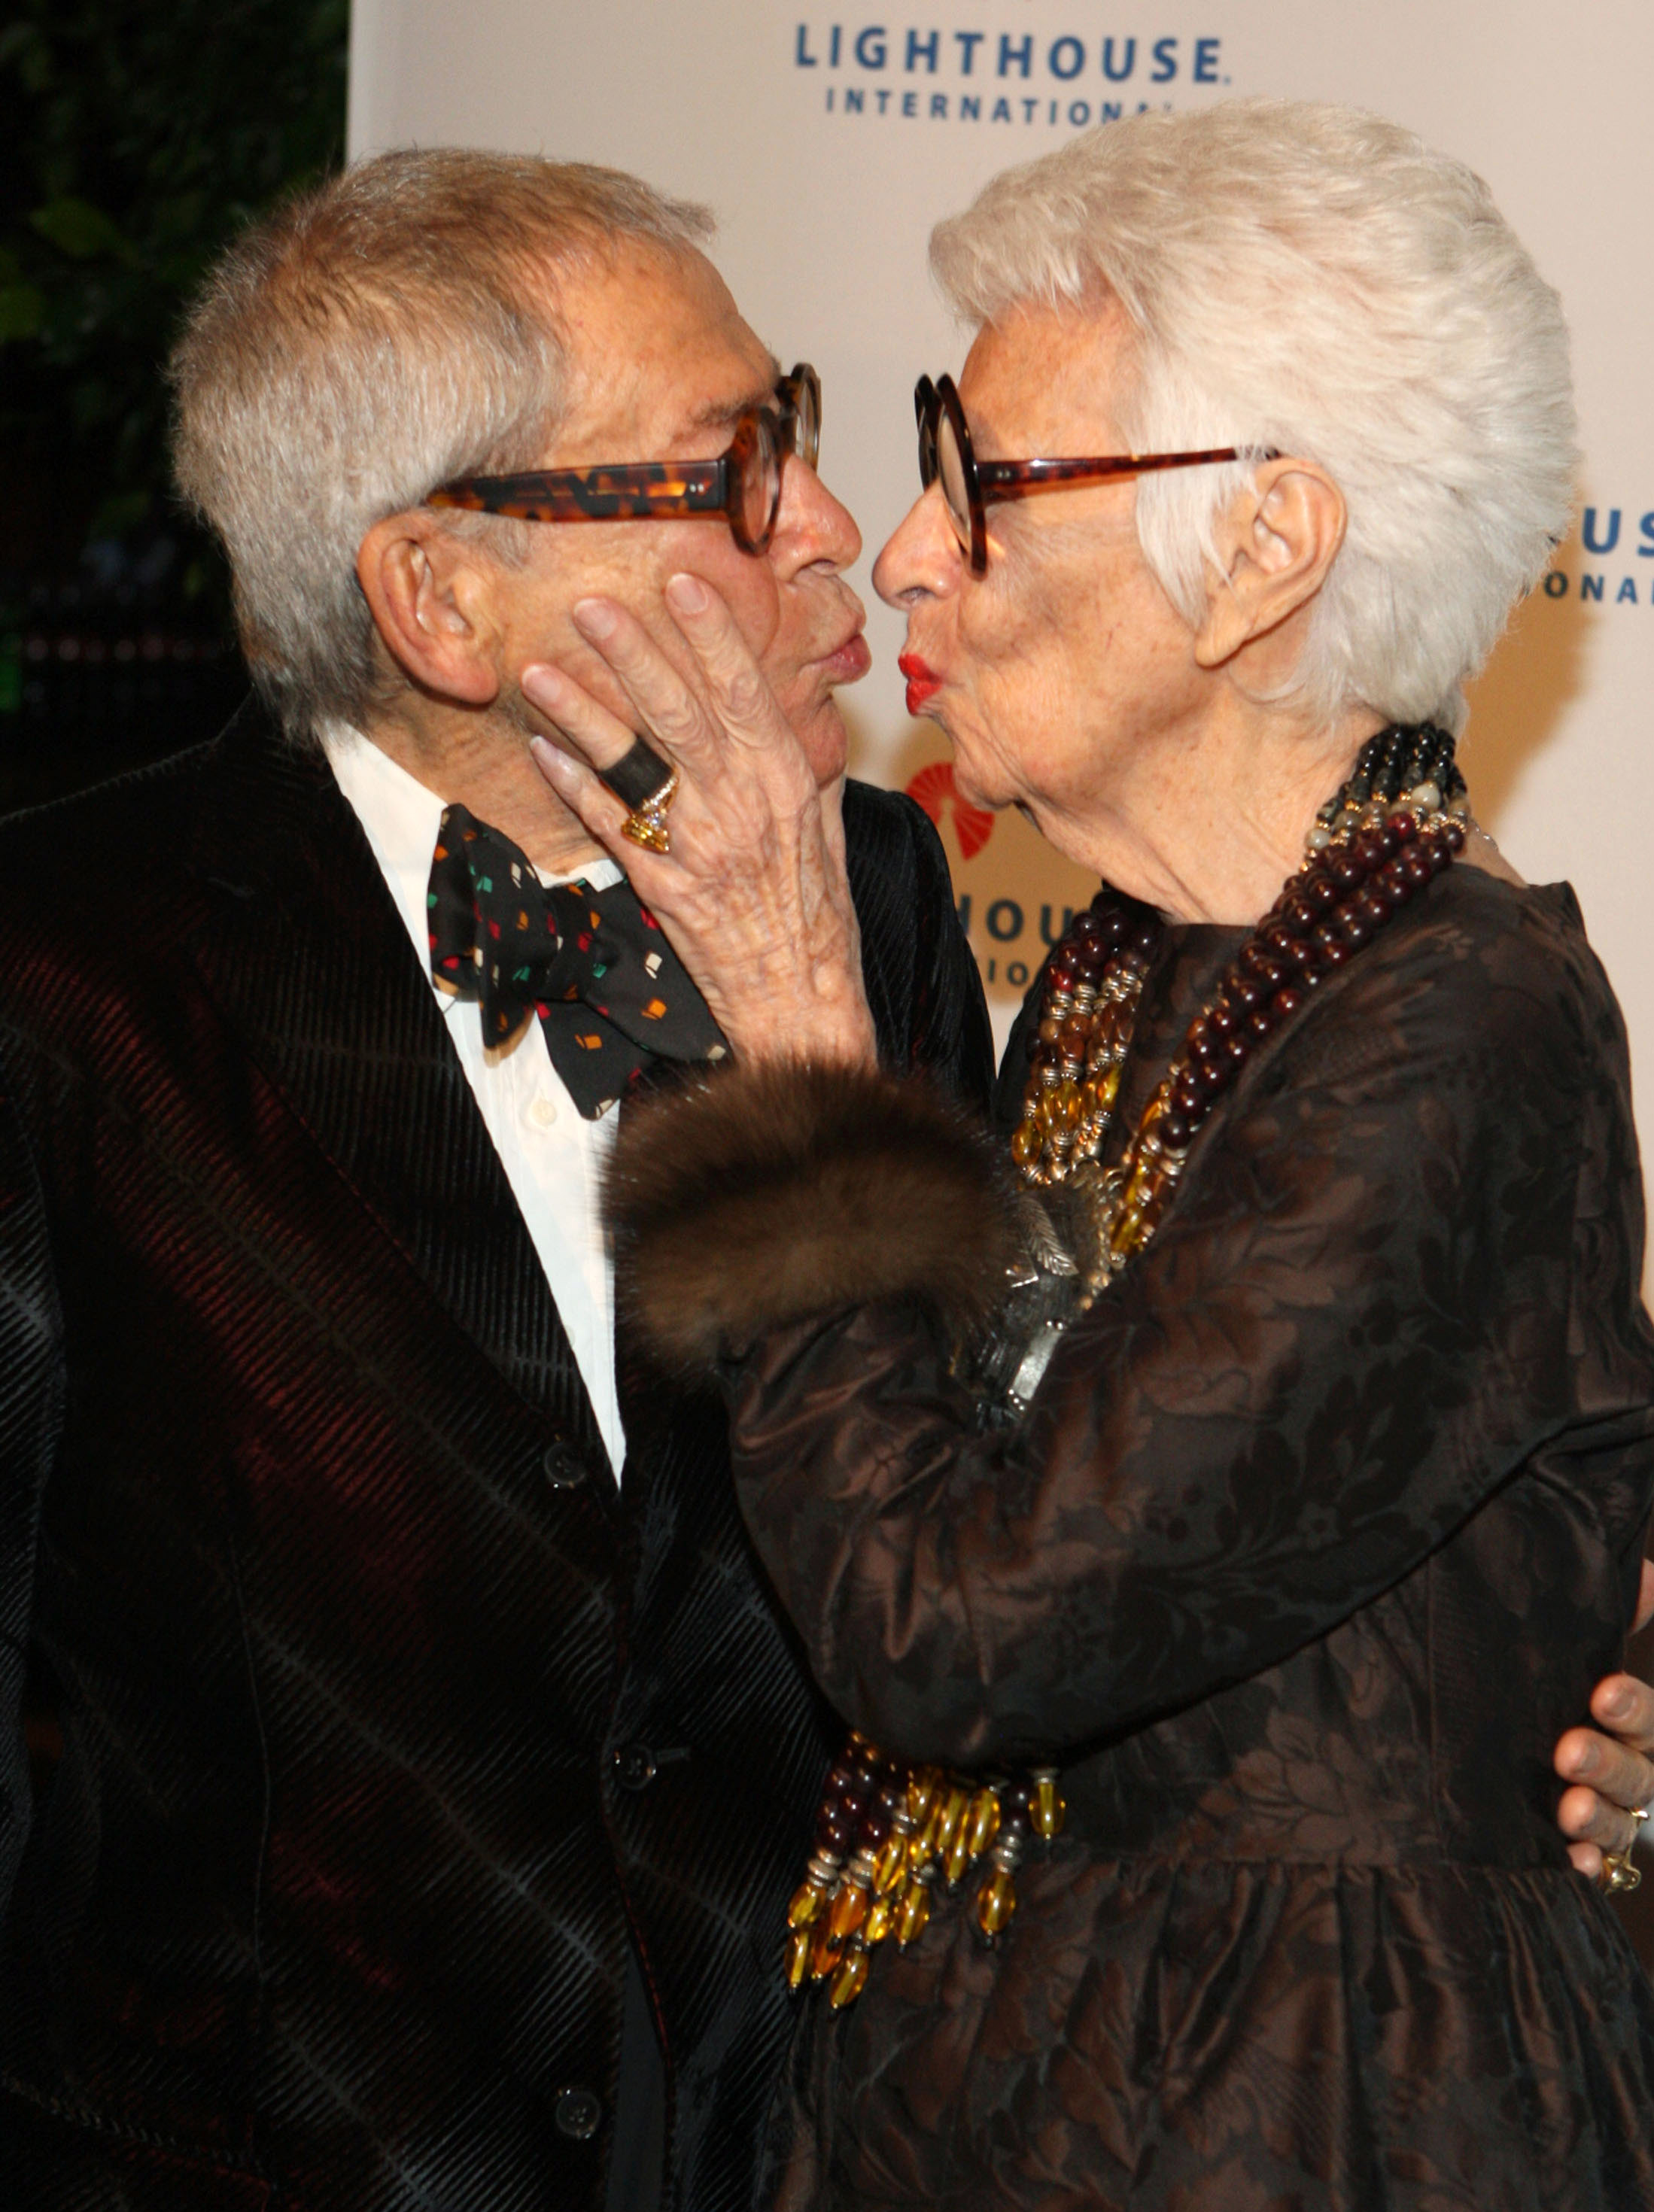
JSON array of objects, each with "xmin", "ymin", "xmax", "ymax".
[{"xmin": 427, "ymin": 804, "xmax": 726, "ymax": 1117}]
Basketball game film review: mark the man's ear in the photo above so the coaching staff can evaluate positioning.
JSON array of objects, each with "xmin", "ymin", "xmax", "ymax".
[
  {"xmin": 356, "ymin": 512, "xmax": 503, "ymax": 706},
  {"xmin": 1193, "ymin": 459, "xmax": 1347, "ymax": 670}
]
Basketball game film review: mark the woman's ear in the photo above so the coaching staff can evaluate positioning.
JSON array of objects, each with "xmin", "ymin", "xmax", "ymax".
[
  {"xmin": 1193, "ymin": 458, "xmax": 1347, "ymax": 670},
  {"xmin": 356, "ymin": 512, "xmax": 503, "ymax": 706}
]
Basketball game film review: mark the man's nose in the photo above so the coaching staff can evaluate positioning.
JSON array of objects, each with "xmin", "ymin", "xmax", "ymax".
[
  {"xmin": 771, "ymin": 455, "xmax": 862, "ymax": 575},
  {"xmin": 873, "ymin": 483, "xmax": 959, "ymax": 609}
]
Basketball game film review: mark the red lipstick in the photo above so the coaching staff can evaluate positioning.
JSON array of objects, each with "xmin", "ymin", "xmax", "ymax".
[{"xmin": 899, "ymin": 652, "xmax": 941, "ymax": 715}]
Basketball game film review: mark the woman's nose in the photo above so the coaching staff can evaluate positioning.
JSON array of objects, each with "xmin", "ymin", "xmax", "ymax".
[{"xmin": 873, "ymin": 484, "xmax": 959, "ymax": 609}]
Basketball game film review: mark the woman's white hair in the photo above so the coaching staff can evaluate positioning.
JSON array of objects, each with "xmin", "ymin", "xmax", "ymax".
[
  {"xmin": 170, "ymin": 149, "xmax": 713, "ymax": 741},
  {"xmin": 929, "ymin": 100, "xmax": 1576, "ymax": 734}
]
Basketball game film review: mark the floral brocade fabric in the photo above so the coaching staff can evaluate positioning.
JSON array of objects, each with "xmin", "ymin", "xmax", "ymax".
[{"xmin": 727, "ymin": 868, "xmax": 1654, "ymax": 2210}]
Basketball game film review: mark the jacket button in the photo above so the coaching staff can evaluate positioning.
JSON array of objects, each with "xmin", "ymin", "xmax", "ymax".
[
  {"xmin": 613, "ymin": 1743, "xmax": 656, "ymax": 1791},
  {"xmin": 555, "ymin": 2084, "xmax": 601, "ymax": 2140},
  {"xmin": 542, "ymin": 1442, "xmax": 587, "ymax": 1490}
]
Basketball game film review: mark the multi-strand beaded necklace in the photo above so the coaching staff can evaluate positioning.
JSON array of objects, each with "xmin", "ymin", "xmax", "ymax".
[{"xmin": 786, "ymin": 723, "xmax": 1469, "ymax": 2013}]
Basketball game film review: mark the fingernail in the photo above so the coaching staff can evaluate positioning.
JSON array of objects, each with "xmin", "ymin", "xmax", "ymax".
[
  {"xmin": 1604, "ymin": 1687, "xmax": 1633, "ymax": 1721},
  {"xmin": 667, "ymin": 573, "xmax": 710, "ymax": 615},
  {"xmin": 521, "ymin": 663, "xmax": 568, "ymax": 706},
  {"xmin": 1573, "ymin": 1746, "xmax": 1599, "ymax": 1778},
  {"xmin": 573, "ymin": 597, "xmax": 619, "ymax": 639},
  {"xmin": 529, "ymin": 735, "xmax": 579, "ymax": 790}
]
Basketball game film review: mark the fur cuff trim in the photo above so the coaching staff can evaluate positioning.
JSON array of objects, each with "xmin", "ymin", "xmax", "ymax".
[{"xmin": 607, "ymin": 1061, "xmax": 1020, "ymax": 1375}]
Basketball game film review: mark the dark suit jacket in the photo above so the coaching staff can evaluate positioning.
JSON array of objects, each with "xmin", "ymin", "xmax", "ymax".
[{"xmin": 0, "ymin": 703, "xmax": 993, "ymax": 2212}]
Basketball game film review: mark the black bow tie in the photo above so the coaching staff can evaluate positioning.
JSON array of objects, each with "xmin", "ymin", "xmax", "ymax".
[{"xmin": 427, "ymin": 804, "xmax": 726, "ymax": 1117}]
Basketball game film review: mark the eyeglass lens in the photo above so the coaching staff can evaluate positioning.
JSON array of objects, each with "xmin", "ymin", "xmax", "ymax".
[{"xmin": 935, "ymin": 409, "xmax": 974, "ymax": 558}]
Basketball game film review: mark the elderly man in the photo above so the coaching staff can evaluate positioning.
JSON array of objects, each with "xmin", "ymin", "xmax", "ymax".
[{"xmin": 0, "ymin": 150, "xmax": 990, "ymax": 2212}]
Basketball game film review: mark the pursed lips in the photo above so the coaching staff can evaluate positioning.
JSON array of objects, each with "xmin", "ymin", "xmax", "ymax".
[{"xmin": 899, "ymin": 652, "xmax": 941, "ymax": 713}]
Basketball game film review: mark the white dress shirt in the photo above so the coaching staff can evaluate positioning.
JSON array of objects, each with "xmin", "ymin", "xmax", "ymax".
[{"xmin": 321, "ymin": 724, "xmax": 627, "ymax": 1480}]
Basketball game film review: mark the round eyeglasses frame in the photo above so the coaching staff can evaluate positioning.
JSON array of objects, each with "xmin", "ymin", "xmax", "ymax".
[
  {"xmin": 427, "ymin": 363, "xmax": 821, "ymax": 557},
  {"xmin": 915, "ymin": 372, "xmax": 1270, "ymax": 576}
]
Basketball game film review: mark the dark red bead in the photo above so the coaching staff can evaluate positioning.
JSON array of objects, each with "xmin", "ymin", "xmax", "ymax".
[
  {"xmin": 1072, "ymin": 910, "xmax": 1104, "ymax": 946},
  {"xmin": 1283, "ymin": 898, "xmax": 1319, "ymax": 935},
  {"xmin": 859, "ymin": 1802, "xmax": 892, "ymax": 1845},
  {"xmin": 1312, "ymin": 921, "xmax": 1343, "ymax": 955},
  {"xmin": 1263, "ymin": 924, "xmax": 1301, "ymax": 961},
  {"xmin": 1247, "ymin": 1007, "xmax": 1275, "ymax": 1040},
  {"xmin": 1196, "ymin": 1052, "xmax": 1234, "ymax": 1095},
  {"xmin": 1131, "ymin": 921, "xmax": 1160, "ymax": 956},
  {"xmin": 1328, "ymin": 851, "xmax": 1365, "ymax": 891},
  {"xmin": 1209, "ymin": 1000, "xmax": 1239, "ymax": 1036},
  {"xmin": 1045, "ymin": 962, "xmax": 1075, "ymax": 992},
  {"xmin": 1335, "ymin": 902, "xmax": 1374, "ymax": 946},
  {"xmin": 1444, "ymin": 822, "xmax": 1466, "ymax": 852},
  {"xmin": 1225, "ymin": 971, "xmax": 1265, "ymax": 1011},
  {"xmin": 824, "ymin": 1761, "xmax": 857, "ymax": 1800},
  {"xmin": 1159, "ymin": 1108, "xmax": 1193, "ymax": 1150},
  {"xmin": 1353, "ymin": 832, "xmax": 1388, "ymax": 873},
  {"xmin": 1172, "ymin": 1071, "xmax": 1204, "ymax": 1114},
  {"xmin": 1272, "ymin": 985, "xmax": 1304, "ymax": 1018},
  {"xmin": 1400, "ymin": 849, "xmax": 1434, "ymax": 888},
  {"xmin": 1388, "ymin": 810, "xmax": 1418, "ymax": 843},
  {"xmin": 1376, "ymin": 858, "xmax": 1412, "ymax": 902},
  {"xmin": 1318, "ymin": 935, "xmax": 1350, "ymax": 967},
  {"xmin": 1300, "ymin": 871, "xmax": 1339, "ymax": 913}
]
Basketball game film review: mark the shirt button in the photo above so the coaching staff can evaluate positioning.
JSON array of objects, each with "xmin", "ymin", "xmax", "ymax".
[
  {"xmin": 555, "ymin": 2084, "xmax": 601, "ymax": 2140},
  {"xmin": 613, "ymin": 1743, "xmax": 657, "ymax": 1791},
  {"xmin": 527, "ymin": 1094, "xmax": 558, "ymax": 1130},
  {"xmin": 542, "ymin": 1442, "xmax": 588, "ymax": 1490}
]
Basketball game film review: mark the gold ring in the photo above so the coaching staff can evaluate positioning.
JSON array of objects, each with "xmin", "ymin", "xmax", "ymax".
[
  {"xmin": 619, "ymin": 766, "xmax": 679, "ymax": 855},
  {"xmin": 1603, "ymin": 1851, "xmax": 1642, "ymax": 1894}
]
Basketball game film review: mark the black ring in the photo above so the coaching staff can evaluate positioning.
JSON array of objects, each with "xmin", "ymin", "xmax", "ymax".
[{"xmin": 602, "ymin": 735, "xmax": 676, "ymax": 811}]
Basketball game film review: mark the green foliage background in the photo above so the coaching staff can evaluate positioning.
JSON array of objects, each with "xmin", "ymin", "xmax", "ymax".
[{"xmin": 0, "ymin": 0, "xmax": 349, "ymax": 588}]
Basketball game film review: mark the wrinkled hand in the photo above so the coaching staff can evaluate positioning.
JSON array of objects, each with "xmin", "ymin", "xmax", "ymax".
[
  {"xmin": 1554, "ymin": 1557, "xmax": 1654, "ymax": 1879},
  {"xmin": 521, "ymin": 575, "xmax": 875, "ymax": 1070}
]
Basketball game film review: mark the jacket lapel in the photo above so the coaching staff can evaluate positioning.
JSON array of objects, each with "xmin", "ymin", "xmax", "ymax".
[{"xmin": 184, "ymin": 703, "xmax": 617, "ymax": 1487}]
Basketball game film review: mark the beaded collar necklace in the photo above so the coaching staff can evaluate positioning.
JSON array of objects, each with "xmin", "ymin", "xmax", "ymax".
[{"xmin": 785, "ymin": 722, "xmax": 1468, "ymax": 2013}]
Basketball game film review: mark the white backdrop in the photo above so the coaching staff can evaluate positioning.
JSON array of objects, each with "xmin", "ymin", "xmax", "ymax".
[{"xmin": 351, "ymin": 2, "xmax": 1654, "ymax": 1275}]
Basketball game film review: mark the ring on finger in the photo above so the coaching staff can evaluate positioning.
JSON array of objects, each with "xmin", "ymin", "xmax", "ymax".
[
  {"xmin": 620, "ymin": 765, "xmax": 680, "ymax": 855},
  {"xmin": 1603, "ymin": 1851, "xmax": 1642, "ymax": 1894}
]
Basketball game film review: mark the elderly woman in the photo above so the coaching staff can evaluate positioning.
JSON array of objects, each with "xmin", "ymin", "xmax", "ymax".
[{"xmin": 525, "ymin": 102, "xmax": 1654, "ymax": 2208}]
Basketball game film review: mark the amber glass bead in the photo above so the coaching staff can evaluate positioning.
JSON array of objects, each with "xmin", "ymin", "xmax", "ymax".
[
  {"xmin": 787, "ymin": 1879, "xmax": 828, "ymax": 1929},
  {"xmin": 944, "ymin": 1812, "xmax": 975, "ymax": 1887},
  {"xmin": 908, "ymin": 1770, "xmax": 941, "ymax": 1823},
  {"xmin": 965, "ymin": 1787, "xmax": 1002, "ymax": 1858},
  {"xmin": 828, "ymin": 1946, "xmax": 871, "ymax": 2010},
  {"xmin": 809, "ymin": 1925, "xmax": 845, "ymax": 1980},
  {"xmin": 785, "ymin": 1926, "xmax": 814, "ymax": 1991},
  {"xmin": 864, "ymin": 1891, "xmax": 896, "ymax": 1946},
  {"xmin": 1031, "ymin": 1772, "xmax": 1066, "ymax": 1840},
  {"xmin": 974, "ymin": 1864, "xmax": 1018, "ymax": 1940},
  {"xmin": 895, "ymin": 1879, "xmax": 932, "ymax": 1947},
  {"xmin": 934, "ymin": 1785, "xmax": 969, "ymax": 1856},
  {"xmin": 873, "ymin": 1831, "xmax": 908, "ymax": 1895},
  {"xmin": 826, "ymin": 1880, "xmax": 869, "ymax": 1943},
  {"xmin": 1038, "ymin": 1081, "xmax": 1081, "ymax": 1135},
  {"xmin": 1108, "ymin": 1203, "xmax": 1146, "ymax": 1260},
  {"xmin": 1010, "ymin": 1121, "xmax": 1042, "ymax": 1169}
]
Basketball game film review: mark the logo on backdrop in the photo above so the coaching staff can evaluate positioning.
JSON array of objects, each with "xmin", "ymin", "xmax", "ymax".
[
  {"xmin": 792, "ymin": 23, "xmax": 1232, "ymax": 129},
  {"xmin": 905, "ymin": 759, "xmax": 995, "ymax": 858},
  {"xmin": 1543, "ymin": 505, "xmax": 1654, "ymax": 607}
]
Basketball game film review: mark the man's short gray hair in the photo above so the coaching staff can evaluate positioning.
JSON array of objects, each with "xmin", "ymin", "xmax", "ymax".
[
  {"xmin": 170, "ymin": 150, "xmax": 713, "ymax": 740},
  {"xmin": 929, "ymin": 101, "xmax": 1576, "ymax": 734}
]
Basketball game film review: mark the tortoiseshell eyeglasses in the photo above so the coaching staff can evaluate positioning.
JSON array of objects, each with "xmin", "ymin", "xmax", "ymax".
[
  {"xmin": 916, "ymin": 372, "xmax": 1271, "ymax": 576},
  {"xmin": 427, "ymin": 364, "xmax": 821, "ymax": 557}
]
